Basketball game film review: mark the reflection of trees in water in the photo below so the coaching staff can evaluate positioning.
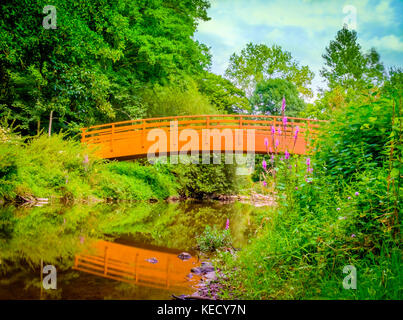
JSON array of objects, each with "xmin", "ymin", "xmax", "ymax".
[
  {"xmin": 0, "ymin": 204, "xmax": 105, "ymax": 271},
  {"xmin": 0, "ymin": 206, "xmax": 16, "ymax": 241}
]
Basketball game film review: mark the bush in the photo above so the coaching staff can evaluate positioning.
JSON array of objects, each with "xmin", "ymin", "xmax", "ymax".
[
  {"xmin": 141, "ymin": 80, "xmax": 217, "ymax": 118},
  {"xmin": 315, "ymin": 96, "xmax": 393, "ymax": 182},
  {"xmin": 170, "ymin": 154, "xmax": 240, "ymax": 199},
  {"xmin": 197, "ymin": 225, "xmax": 232, "ymax": 252},
  {"xmin": 106, "ymin": 161, "xmax": 177, "ymax": 200},
  {"xmin": 0, "ymin": 131, "xmax": 178, "ymax": 201}
]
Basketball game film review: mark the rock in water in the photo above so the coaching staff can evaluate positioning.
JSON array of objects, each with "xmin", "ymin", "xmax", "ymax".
[
  {"xmin": 145, "ymin": 257, "xmax": 158, "ymax": 264},
  {"xmin": 178, "ymin": 252, "xmax": 192, "ymax": 261},
  {"xmin": 191, "ymin": 262, "xmax": 215, "ymax": 275}
]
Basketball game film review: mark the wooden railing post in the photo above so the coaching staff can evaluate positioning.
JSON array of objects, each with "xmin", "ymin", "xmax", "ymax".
[
  {"xmin": 110, "ymin": 124, "xmax": 115, "ymax": 153},
  {"xmin": 239, "ymin": 116, "xmax": 243, "ymax": 128},
  {"xmin": 173, "ymin": 117, "xmax": 178, "ymax": 150},
  {"xmin": 80, "ymin": 128, "xmax": 86, "ymax": 143},
  {"xmin": 104, "ymin": 246, "xmax": 109, "ymax": 275},
  {"xmin": 141, "ymin": 120, "xmax": 145, "ymax": 149},
  {"xmin": 134, "ymin": 253, "xmax": 139, "ymax": 283}
]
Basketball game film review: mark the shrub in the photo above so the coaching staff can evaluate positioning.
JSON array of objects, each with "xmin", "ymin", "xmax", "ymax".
[
  {"xmin": 170, "ymin": 154, "xmax": 240, "ymax": 199},
  {"xmin": 315, "ymin": 96, "xmax": 393, "ymax": 182},
  {"xmin": 197, "ymin": 225, "xmax": 232, "ymax": 252}
]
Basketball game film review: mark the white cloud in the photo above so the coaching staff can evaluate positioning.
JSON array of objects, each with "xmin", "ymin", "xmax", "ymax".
[
  {"xmin": 197, "ymin": 19, "xmax": 243, "ymax": 47},
  {"xmin": 363, "ymin": 35, "xmax": 403, "ymax": 52}
]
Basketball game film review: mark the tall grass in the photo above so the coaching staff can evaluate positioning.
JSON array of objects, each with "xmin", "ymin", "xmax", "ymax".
[
  {"xmin": 215, "ymin": 95, "xmax": 402, "ymax": 300},
  {"xmin": 0, "ymin": 131, "xmax": 178, "ymax": 202}
]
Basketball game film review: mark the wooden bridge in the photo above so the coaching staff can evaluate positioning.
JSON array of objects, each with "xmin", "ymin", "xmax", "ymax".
[{"xmin": 81, "ymin": 115, "xmax": 325, "ymax": 160}]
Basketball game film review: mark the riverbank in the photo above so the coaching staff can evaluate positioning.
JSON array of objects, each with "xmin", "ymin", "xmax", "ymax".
[
  {"xmin": 0, "ymin": 130, "xmax": 244, "ymax": 204},
  {"xmin": 0, "ymin": 132, "xmax": 178, "ymax": 203}
]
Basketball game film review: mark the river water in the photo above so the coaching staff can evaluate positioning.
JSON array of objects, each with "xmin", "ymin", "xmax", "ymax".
[{"xmin": 0, "ymin": 201, "xmax": 264, "ymax": 299}]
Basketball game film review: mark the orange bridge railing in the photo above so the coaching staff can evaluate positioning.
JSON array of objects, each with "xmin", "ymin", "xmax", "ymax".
[{"xmin": 81, "ymin": 115, "xmax": 326, "ymax": 160}]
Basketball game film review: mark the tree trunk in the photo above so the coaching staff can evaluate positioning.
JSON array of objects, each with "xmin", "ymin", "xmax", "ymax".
[{"xmin": 48, "ymin": 110, "xmax": 53, "ymax": 137}]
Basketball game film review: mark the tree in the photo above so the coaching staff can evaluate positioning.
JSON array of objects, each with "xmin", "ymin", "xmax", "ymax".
[
  {"xmin": 225, "ymin": 43, "xmax": 314, "ymax": 97},
  {"xmin": 197, "ymin": 72, "xmax": 250, "ymax": 113},
  {"xmin": 320, "ymin": 26, "xmax": 385, "ymax": 90},
  {"xmin": 0, "ymin": 0, "xmax": 212, "ymax": 135},
  {"xmin": 250, "ymin": 79, "xmax": 305, "ymax": 117}
]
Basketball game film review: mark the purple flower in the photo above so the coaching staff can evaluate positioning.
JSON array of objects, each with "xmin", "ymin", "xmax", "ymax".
[
  {"xmin": 80, "ymin": 236, "xmax": 85, "ymax": 244},
  {"xmin": 225, "ymin": 218, "xmax": 230, "ymax": 230},
  {"xmin": 271, "ymin": 126, "xmax": 275, "ymax": 135},
  {"xmin": 262, "ymin": 181, "xmax": 267, "ymax": 187},
  {"xmin": 264, "ymin": 138, "xmax": 269, "ymax": 147},
  {"xmin": 285, "ymin": 150, "xmax": 290, "ymax": 160},
  {"xmin": 355, "ymin": 192, "xmax": 359, "ymax": 196},
  {"xmin": 269, "ymin": 147, "xmax": 273, "ymax": 153},
  {"xmin": 306, "ymin": 157, "xmax": 311, "ymax": 167},
  {"xmin": 275, "ymin": 139, "xmax": 279, "ymax": 148},
  {"xmin": 83, "ymin": 154, "xmax": 89, "ymax": 164},
  {"xmin": 294, "ymin": 126, "xmax": 299, "ymax": 140},
  {"xmin": 348, "ymin": 196, "xmax": 352, "ymax": 200},
  {"xmin": 271, "ymin": 154, "xmax": 274, "ymax": 163},
  {"xmin": 278, "ymin": 127, "xmax": 282, "ymax": 135},
  {"xmin": 283, "ymin": 116, "xmax": 288, "ymax": 127},
  {"xmin": 281, "ymin": 96, "xmax": 286, "ymax": 113},
  {"xmin": 280, "ymin": 157, "xmax": 284, "ymax": 161},
  {"xmin": 351, "ymin": 234, "xmax": 356, "ymax": 238},
  {"xmin": 262, "ymin": 159, "xmax": 267, "ymax": 170},
  {"xmin": 295, "ymin": 187, "xmax": 298, "ymax": 190},
  {"xmin": 336, "ymin": 208, "xmax": 340, "ymax": 211}
]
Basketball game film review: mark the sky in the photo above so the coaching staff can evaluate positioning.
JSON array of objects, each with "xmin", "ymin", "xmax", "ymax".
[{"xmin": 194, "ymin": 0, "xmax": 403, "ymax": 99}]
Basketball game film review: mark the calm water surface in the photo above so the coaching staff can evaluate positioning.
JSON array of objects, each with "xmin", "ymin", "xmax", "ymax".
[{"xmin": 0, "ymin": 201, "xmax": 263, "ymax": 299}]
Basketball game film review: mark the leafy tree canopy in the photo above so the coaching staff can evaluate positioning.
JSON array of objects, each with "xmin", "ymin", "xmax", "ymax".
[
  {"xmin": 197, "ymin": 72, "xmax": 250, "ymax": 114},
  {"xmin": 250, "ymin": 79, "xmax": 305, "ymax": 117},
  {"xmin": 320, "ymin": 26, "xmax": 385, "ymax": 91},
  {"xmin": 0, "ymin": 0, "xmax": 212, "ymax": 135},
  {"xmin": 225, "ymin": 43, "xmax": 314, "ymax": 98}
]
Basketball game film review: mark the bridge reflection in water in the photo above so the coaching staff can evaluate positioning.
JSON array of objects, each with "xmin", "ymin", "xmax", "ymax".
[{"xmin": 73, "ymin": 240, "xmax": 201, "ymax": 292}]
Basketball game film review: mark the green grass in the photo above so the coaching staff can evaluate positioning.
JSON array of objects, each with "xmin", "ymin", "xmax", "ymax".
[{"xmin": 0, "ymin": 131, "xmax": 179, "ymax": 202}]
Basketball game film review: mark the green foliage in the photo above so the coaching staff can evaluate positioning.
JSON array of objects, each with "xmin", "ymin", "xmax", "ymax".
[
  {"xmin": 170, "ymin": 155, "xmax": 240, "ymax": 199},
  {"xmin": 250, "ymin": 79, "xmax": 305, "ymax": 116},
  {"xmin": 315, "ymin": 95, "xmax": 393, "ymax": 182},
  {"xmin": 225, "ymin": 42, "xmax": 314, "ymax": 97},
  {"xmin": 0, "ymin": 0, "xmax": 212, "ymax": 135},
  {"xmin": 216, "ymin": 82, "xmax": 401, "ymax": 299},
  {"xmin": 217, "ymin": 155, "xmax": 401, "ymax": 299},
  {"xmin": 105, "ymin": 161, "xmax": 177, "ymax": 200},
  {"xmin": 0, "ymin": 131, "xmax": 178, "ymax": 201},
  {"xmin": 321, "ymin": 26, "xmax": 385, "ymax": 90},
  {"xmin": 141, "ymin": 80, "xmax": 217, "ymax": 117},
  {"xmin": 197, "ymin": 72, "xmax": 251, "ymax": 113},
  {"xmin": 197, "ymin": 225, "xmax": 232, "ymax": 252}
]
